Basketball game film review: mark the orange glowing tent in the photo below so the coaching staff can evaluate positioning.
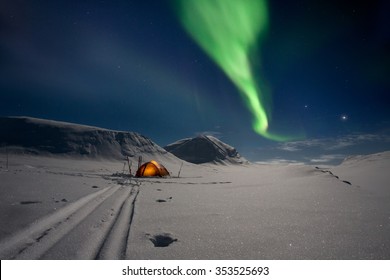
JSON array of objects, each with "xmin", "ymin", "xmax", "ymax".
[{"xmin": 135, "ymin": 160, "xmax": 170, "ymax": 177}]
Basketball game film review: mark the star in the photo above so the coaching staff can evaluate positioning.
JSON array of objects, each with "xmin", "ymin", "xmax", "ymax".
[{"xmin": 340, "ymin": 114, "xmax": 348, "ymax": 121}]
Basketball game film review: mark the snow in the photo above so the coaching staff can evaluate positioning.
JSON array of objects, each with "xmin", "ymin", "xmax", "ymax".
[
  {"xmin": 165, "ymin": 135, "xmax": 247, "ymax": 164},
  {"xmin": 0, "ymin": 117, "xmax": 389, "ymax": 259},
  {"xmin": 0, "ymin": 116, "xmax": 177, "ymax": 161},
  {"xmin": 0, "ymin": 152, "xmax": 389, "ymax": 259},
  {"xmin": 128, "ymin": 162, "xmax": 390, "ymax": 259},
  {"xmin": 330, "ymin": 151, "xmax": 390, "ymax": 196}
]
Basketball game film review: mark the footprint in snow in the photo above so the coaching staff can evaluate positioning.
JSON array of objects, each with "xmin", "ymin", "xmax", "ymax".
[
  {"xmin": 146, "ymin": 233, "xmax": 178, "ymax": 247},
  {"xmin": 156, "ymin": 197, "xmax": 172, "ymax": 203},
  {"xmin": 20, "ymin": 201, "xmax": 42, "ymax": 205},
  {"xmin": 54, "ymin": 198, "xmax": 68, "ymax": 203}
]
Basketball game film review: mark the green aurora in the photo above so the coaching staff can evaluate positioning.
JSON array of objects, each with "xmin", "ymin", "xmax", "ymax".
[{"xmin": 175, "ymin": 0, "xmax": 299, "ymax": 141}]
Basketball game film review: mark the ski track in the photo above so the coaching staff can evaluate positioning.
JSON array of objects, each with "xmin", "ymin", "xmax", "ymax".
[{"xmin": 0, "ymin": 179, "xmax": 141, "ymax": 260}]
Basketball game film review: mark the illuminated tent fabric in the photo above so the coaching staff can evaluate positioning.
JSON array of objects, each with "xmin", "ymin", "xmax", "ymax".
[{"xmin": 135, "ymin": 160, "xmax": 170, "ymax": 177}]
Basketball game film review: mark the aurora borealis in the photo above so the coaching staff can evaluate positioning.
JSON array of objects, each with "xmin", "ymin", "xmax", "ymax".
[
  {"xmin": 175, "ymin": 0, "xmax": 302, "ymax": 141},
  {"xmin": 1, "ymin": 0, "xmax": 389, "ymax": 162},
  {"xmin": 175, "ymin": 0, "xmax": 272, "ymax": 138}
]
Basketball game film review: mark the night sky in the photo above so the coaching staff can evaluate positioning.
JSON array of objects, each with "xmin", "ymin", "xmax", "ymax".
[{"xmin": 1, "ymin": 0, "xmax": 389, "ymax": 164}]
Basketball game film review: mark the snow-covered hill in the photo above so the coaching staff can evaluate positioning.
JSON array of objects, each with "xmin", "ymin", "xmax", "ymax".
[
  {"xmin": 330, "ymin": 151, "xmax": 390, "ymax": 196},
  {"xmin": 165, "ymin": 135, "xmax": 247, "ymax": 164},
  {"xmin": 0, "ymin": 116, "xmax": 175, "ymax": 162}
]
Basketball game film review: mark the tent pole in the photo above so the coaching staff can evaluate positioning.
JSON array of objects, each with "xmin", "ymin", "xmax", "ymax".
[
  {"xmin": 6, "ymin": 145, "xmax": 8, "ymax": 170},
  {"xmin": 138, "ymin": 155, "xmax": 142, "ymax": 170},
  {"xmin": 126, "ymin": 156, "xmax": 132, "ymax": 175},
  {"xmin": 178, "ymin": 162, "xmax": 183, "ymax": 178}
]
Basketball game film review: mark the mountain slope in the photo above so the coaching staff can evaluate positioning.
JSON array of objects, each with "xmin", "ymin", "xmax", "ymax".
[
  {"xmin": 164, "ymin": 135, "xmax": 247, "ymax": 164},
  {"xmin": 0, "ymin": 116, "xmax": 173, "ymax": 161}
]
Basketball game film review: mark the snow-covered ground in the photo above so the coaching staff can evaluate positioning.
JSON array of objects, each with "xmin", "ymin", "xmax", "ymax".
[{"xmin": 0, "ymin": 151, "xmax": 389, "ymax": 259}]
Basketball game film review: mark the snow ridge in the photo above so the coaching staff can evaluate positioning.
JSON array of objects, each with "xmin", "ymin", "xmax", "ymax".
[{"xmin": 0, "ymin": 116, "xmax": 169, "ymax": 160}]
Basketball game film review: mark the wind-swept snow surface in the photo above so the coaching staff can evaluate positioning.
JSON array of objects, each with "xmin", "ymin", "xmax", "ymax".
[
  {"xmin": 0, "ymin": 152, "xmax": 389, "ymax": 259},
  {"xmin": 330, "ymin": 151, "xmax": 390, "ymax": 196}
]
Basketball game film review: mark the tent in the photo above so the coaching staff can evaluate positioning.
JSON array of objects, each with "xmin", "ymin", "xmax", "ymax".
[{"xmin": 136, "ymin": 160, "xmax": 170, "ymax": 177}]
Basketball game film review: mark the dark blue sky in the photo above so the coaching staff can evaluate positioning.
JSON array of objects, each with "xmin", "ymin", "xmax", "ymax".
[{"xmin": 1, "ymin": 0, "xmax": 389, "ymax": 163}]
